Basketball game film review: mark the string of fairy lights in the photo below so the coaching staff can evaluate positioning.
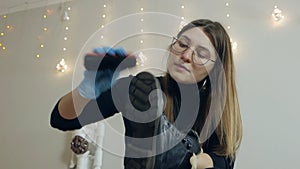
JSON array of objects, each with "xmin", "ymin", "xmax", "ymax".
[
  {"xmin": 0, "ymin": 1, "xmax": 286, "ymax": 73},
  {"xmin": 0, "ymin": 15, "xmax": 10, "ymax": 51},
  {"xmin": 99, "ymin": 1, "xmax": 108, "ymax": 40},
  {"xmin": 224, "ymin": 1, "xmax": 237, "ymax": 51},
  {"xmin": 36, "ymin": 5, "xmax": 52, "ymax": 59},
  {"xmin": 56, "ymin": 2, "xmax": 72, "ymax": 72}
]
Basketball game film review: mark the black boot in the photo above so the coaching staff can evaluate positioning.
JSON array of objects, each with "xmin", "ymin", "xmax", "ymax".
[
  {"xmin": 123, "ymin": 71, "xmax": 164, "ymax": 169},
  {"xmin": 114, "ymin": 71, "xmax": 201, "ymax": 169}
]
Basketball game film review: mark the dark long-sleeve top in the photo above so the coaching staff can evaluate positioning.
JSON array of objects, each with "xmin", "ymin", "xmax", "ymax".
[{"xmin": 50, "ymin": 76, "xmax": 234, "ymax": 169}]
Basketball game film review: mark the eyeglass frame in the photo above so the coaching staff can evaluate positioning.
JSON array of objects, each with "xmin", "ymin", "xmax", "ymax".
[{"xmin": 170, "ymin": 36, "xmax": 216, "ymax": 66}]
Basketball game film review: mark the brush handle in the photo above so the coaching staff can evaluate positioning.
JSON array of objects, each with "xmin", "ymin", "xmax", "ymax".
[{"xmin": 84, "ymin": 53, "xmax": 136, "ymax": 71}]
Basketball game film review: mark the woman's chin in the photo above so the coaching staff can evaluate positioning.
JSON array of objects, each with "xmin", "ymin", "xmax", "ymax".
[{"xmin": 170, "ymin": 73, "xmax": 194, "ymax": 84}]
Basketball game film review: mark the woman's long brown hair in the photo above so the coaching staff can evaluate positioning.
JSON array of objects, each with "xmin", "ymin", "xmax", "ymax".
[{"xmin": 163, "ymin": 19, "xmax": 242, "ymax": 160}]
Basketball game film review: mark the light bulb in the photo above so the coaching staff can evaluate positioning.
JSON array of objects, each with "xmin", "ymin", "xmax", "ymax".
[
  {"xmin": 272, "ymin": 6, "xmax": 284, "ymax": 22},
  {"xmin": 181, "ymin": 16, "xmax": 185, "ymax": 20},
  {"xmin": 140, "ymin": 8, "xmax": 144, "ymax": 11},
  {"xmin": 102, "ymin": 14, "xmax": 106, "ymax": 18},
  {"xmin": 65, "ymin": 26, "xmax": 69, "ymax": 30},
  {"xmin": 3, "ymin": 15, "xmax": 7, "ymax": 19},
  {"xmin": 225, "ymin": 2, "xmax": 229, "ymax": 6},
  {"xmin": 40, "ymin": 44, "xmax": 44, "ymax": 48},
  {"xmin": 140, "ymin": 18, "xmax": 144, "ymax": 22},
  {"xmin": 56, "ymin": 58, "xmax": 68, "ymax": 72},
  {"xmin": 46, "ymin": 9, "xmax": 53, "ymax": 15},
  {"xmin": 232, "ymin": 41, "xmax": 238, "ymax": 50},
  {"xmin": 226, "ymin": 14, "xmax": 230, "ymax": 18},
  {"xmin": 2, "ymin": 46, "xmax": 6, "ymax": 50},
  {"xmin": 6, "ymin": 25, "xmax": 14, "ymax": 31},
  {"xmin": 43, "ymin": 15, "xmax": 47, "ymax": 19},
  {"xmin": 67, "ymin": 7, "xmax": 71, "ymax": 11},
  {"xmin": 63, "ymin": 47, "xmax": 67, "ymax": 51},
  {"xmin": 0, "ymin": 43, "xmax": 2, "ymax": 46},
  {"xmin": 36, "ymin": 54, "xmax": 40, "ymax": 58},
  {"xmin": 43, "ymin": 27, "xmax": 48, "ymax": 31},
  {"xmin": 181, "ymin": 5, "xmax": 185, "ymax": 9},
  {"xmin": 63, "ymin": 11, "xmax": 70, "ymax": 21},
  {"xmin": 101, "ymin": 25, "xmax": 105, "ymax": 28},
  {"xmin": 227, "ymin": 26, "xmax": 231, "ymax": 29},
  {"xmin": 140, "ymin": 40, "xmax": 144, "ymax": 44},
  {"xmin": 136, "ymin": 52, "xmax": 147, "ymax": 67},
  {"xmin": 100, "ymin": 35, "xmax": 104, "ymax": 39},
  {"xmin": 0, "ymin": 32, "xmax": 4, "ymax": 36},
  {"xmin": 103, "ymin": 4, "xmax": 107, "ymax": 8},
  {"xmin": 64, "ymin": 37, "xmax": 68, "ymax": 41}
]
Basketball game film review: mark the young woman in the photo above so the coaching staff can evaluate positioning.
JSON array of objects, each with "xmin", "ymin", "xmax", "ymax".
[{"xmin": 50, "ymin": 19, "xmax": 242, "ymax": 169}]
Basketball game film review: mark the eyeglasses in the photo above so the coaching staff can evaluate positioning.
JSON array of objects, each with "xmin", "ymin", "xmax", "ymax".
[{"xmin": 170, "ymin": 37, "xmax": 216, "ymax": 66}]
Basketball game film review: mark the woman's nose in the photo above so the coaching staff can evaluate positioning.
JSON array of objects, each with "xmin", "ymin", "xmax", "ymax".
[{"xmin": 180, "ymin": 48, "xmax": 193, "ymax": 63}]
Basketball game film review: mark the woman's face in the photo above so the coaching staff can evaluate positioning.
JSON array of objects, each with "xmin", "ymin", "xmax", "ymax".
[{"xmin": 167, "ymin": 27, "xmax": 217, "ymax": 84}]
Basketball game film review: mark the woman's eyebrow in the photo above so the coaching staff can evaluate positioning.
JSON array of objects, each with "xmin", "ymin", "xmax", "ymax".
[
  {"xmin": 181, "ymin": 35, "xmax": 210, "ymax": 52},
  {"xmin": 180, "ymin": 35, "xmax": 191, "ymax": 43},
  {"xmin": 197, "ymin": 46, "xmax": 210, "ymax": 53}
]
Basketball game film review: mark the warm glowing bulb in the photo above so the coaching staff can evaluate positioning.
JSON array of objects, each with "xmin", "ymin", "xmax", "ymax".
[
  {"xmin": 136, "ymin": 52, "xmax": 147, "ymax": 66},
  {"xmin": 140, "ymin": 8, "xmax": 144, "ymax": 11},
  {"xmin": 46, "ymin": 9, "xmax": 53, "ymax": 15},
  {"xmin": 63, "ymin": 11, "xmax": 70, "ymax": 21},
  {"xmin": 102, "ymin": 14, "xmax": 106, "ymax": 18},
  {"xmin": 272, "ymin": 6, "xmax": 284, "ymax": 22},
  {"xmin": 3, "ymin": 15, "xmax": 7, "ymax": 18},
  {"xmin": 65, "ymin": 26, "xmax": 69, "ymax": 30},
  {"xmin": 101, "ymin": 25, "xmax": 105, "ymax": 28},
  {"xmin": 67, "ymin": 7, "xmax": 71, "ymax": 11},
  {"xmin": 226, "ymin": 14, "xmax": 230, "ymax": 18},
  {"xmin": 40, "ymin": 44, "xmax": 44, "ymax": 48},
  {"xmin": 0, "ymin": 43, "xmax": 2, "ymax": 47},
  {"xmin": 36, "ymin": 54, "xmax": 40, "ymax": 58},
  {"xmin": 2, "ymin": 46, "xmax": 6, "ymax": 50},
  {"xmin": 63, "ymin": 47, "xmax": 67, "ymax": 51},
  {"xmin": 227, "ymin": 26, "xmax": 231, "ymax": 29},
  {"xmin": 43, "ymin": 27, "xmax": 48, "ymax": 31},
  {"xmin": 181, "ymin": 16, "xmax": 185, "ymax": 20},
  {"xmin": 64, "ymin": 37, "xmax": 68, "ymax": 41},
  {"xmin": 43, "ymin": 15, "xmax": 47, "ymax": 19},
  {"xmin": 0, "ymin": 32, "xmax": 4, "ymax": 36},
  {"xmin": 100, "ymin": 35, "xmax": 104, "ymax": 39},
  {"xmin": 140, "ymin": 40, "xmax": 144, "ymax": 44},
  {"xmin": 225, "ymin": 2, "xmax": 229, "ymax": 6},
  {"xmin": 140, "ymin": 18, "xmax": 144, "ymax": 22},
  {"xmin": 56, "ymin": 58, "xmax": 68, "ymax": 72},
  {"xmin": 103, "ymin": 4, "xmax": 107, "ymax": 8},
  {"xmin": 181, "ymin": 5, "xmax": 185, "ymax": 9},
  {"xmin": 6, "ymin": 25, "xmax": 14, "ymax": 31},
  {"xmin": 232, "ymin": 41, "xmax": 238, "ymax": 50}
]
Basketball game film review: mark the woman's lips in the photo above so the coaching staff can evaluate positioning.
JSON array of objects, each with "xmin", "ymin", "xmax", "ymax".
[{"xmin": 174, "ymin": 63, "xmax": 190, "ymax": 72}]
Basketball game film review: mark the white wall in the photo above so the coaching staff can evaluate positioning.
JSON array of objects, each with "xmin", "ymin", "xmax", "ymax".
[{"xmin": 0, "ymin": 0, "xmax": 299, "ymax": 168}]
